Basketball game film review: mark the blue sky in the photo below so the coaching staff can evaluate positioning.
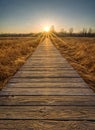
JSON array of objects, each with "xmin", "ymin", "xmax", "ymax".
[{"xmin": 0, "ymin": 0, "xmax": 95, "ymax": 33}]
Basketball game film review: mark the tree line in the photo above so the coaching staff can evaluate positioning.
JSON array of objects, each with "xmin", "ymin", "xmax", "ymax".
[
  {"xmin": 56, "ymin": 28, "xmax": 95, "ymax": 37},
  {"xmin": 0, "ymin": 33, "xmax": 40, "ymax": 37}
]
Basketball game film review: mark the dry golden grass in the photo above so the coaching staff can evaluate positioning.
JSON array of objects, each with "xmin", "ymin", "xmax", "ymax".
[
  {"xmin": 0, "ymin": 36, "xmax": 42, "ymax": 89},
  {"xmin": 51, "ymin": 36, "xmax": 95, "ymax": 91}
]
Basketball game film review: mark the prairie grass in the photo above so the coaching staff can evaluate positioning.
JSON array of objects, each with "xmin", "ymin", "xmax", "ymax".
[
  {"xmin": 51, "ymin": 36, "xmax": 95, "ymax": 91},
  {"xmin": 0, "ymin": 36, "xmax": 42, "ymax": 89}
]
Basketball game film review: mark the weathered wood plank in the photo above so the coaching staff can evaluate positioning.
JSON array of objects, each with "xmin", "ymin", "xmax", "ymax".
[
  {"xmin": 14, "ymin": 71, "xmax": 80, "ymax": 78},
  {"xmin": 0, "ymin": 88, "xmax": 94, "ymax": 95},
  {"xmin": 20, "ymin": 67, "xmax": 74, "ymax": 71},
  {"xmin": 6, "ymin": 82, "xmax": 88, "ymax": 88},
  {"xmin": 16, "ymin": 70, "xmax": 77, "ymax": 73},
  {"xmin": 0, "ymin": 106, "xmax": 95, "ymax": 120},
  {"xmin": 24, "ymin": 61, "xmax": 68, "ymax": 64},
  {"xmin": 9, "ymin": 77, "xmax": 84, "ymax": 83},
  {"xmin": 24, "ymin": 62, "xmax": 69, "ymax": 64},
  {"xmin": 24, "ymin": 64, "xmax": 71, "ymax": 67},
  {"xmin": 0, "ymin": 96, "xmax": 95, "ymax": 106},
  {"xmin": 0, "ymin": 120, "xmax": 95, "ymax": 130},
  {"xmin": 26, "ymin": 59, "xmax": 67, "ymax": 62}
]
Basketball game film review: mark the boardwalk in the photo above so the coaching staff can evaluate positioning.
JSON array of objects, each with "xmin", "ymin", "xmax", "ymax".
[{"xmin": 0, "ymin": 38, "xmax": 95, "ymax": 129}]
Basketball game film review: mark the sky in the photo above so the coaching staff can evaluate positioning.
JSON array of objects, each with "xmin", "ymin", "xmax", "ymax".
[{"xmin": 0, "ymin": 0, "xmax": 95, "ymax": 33}]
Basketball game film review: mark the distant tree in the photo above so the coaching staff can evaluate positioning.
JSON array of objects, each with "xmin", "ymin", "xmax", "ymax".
[
  {"xmin": 88, "ymin": 28, "xmax": 92, "ymax": 36},
  {"xmin": 82, "ymin": 28, "xmax": 87, "ymax": 36},
  {"xmin": 59, "ymin": 28, "xmax": 65, "ymax": 36},
  {"xmin": 60, "ymin": 28, "xmax": 64, "ymax": 33},
  {"xmin": 88, "ymin": 28, "xmax": 92, "ymax": 33},
  {"xmin": 69, "ymin": 28, "xmax": 73, "ymax": 36},
  {"xmin": 50, "ymin": 25, "xmax": 55, "ymax": 33}
]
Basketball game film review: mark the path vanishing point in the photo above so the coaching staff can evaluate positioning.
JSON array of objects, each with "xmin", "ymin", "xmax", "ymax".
[{"xmin": 0, "ymin": 38, "xmax": 95, "ymax": 129}]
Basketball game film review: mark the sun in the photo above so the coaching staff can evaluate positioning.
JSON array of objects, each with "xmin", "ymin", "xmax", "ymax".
[{"xmin": 44, "ymin": 26, "xmax": 50, "ymax": 32}]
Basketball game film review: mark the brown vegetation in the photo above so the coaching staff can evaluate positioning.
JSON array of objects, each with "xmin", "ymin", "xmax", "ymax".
[
  {"xmin": 51, "ymin": 36, "xmax": 95, "ymax": 91},
  {"xmin": 0, "ymin": 36, "xmax": 43, "ymax": 89}
]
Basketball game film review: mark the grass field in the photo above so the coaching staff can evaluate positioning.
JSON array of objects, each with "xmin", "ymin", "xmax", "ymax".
[
  {"xmin": 51, "ymin": 36, "xmax": 95, "ymax": 91},
  {"xmin": 0, "ymin": 36, "xmax": 43, "ymax": 89}
]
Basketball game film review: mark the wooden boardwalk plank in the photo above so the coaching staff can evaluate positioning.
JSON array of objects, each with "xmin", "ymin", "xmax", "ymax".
[
  {"xmin": 6, "ymin": 82, "xmax": 88, "ymax": 88},
  {"xmin": 19, "ymin": 67, "xmax": 74, "ymax": 71},
  {"xmin": 0, "ymin": 88, "xmax": 94, "ymax": 95},
  {"xmin": 0, "ymin": 96, "xmax": 95, "ymax": 106},
  {"xmin": 13, "ymin": 72, "xmax": 80, "ymax": 78},
  {"xmin": 9, "ymin": 77, "xmax": 84, "ymax": 83},
  {"xmin": 0, "ymin": 120, "xmax": 95, "ymax": 130},
  {"xmin": 0, "ymin": 106, "xmax": 95, "ymax": 120}
]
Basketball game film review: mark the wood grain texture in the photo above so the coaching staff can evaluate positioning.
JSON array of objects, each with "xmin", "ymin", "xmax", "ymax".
[
  {"xmin": 6, "ymin": 82, "xmax": 88, "ymax": 88},
  {"xmin": 0, "ymin": 120, "xmax": 95, "ymax": 130},
  {"xmin": 0, "ymin": 106, "xmax": 95, "ymax": 120},
  {"xmin": 0, "ymin": 88, "xmax": 94, "ymax": 95},
  {"xmin": 9, "ymin": 77, "xmax": 84, "ymax": 83},
  {"xmin": 0, "ymin": 96, "xmax": 95, "ymax": 106}
]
